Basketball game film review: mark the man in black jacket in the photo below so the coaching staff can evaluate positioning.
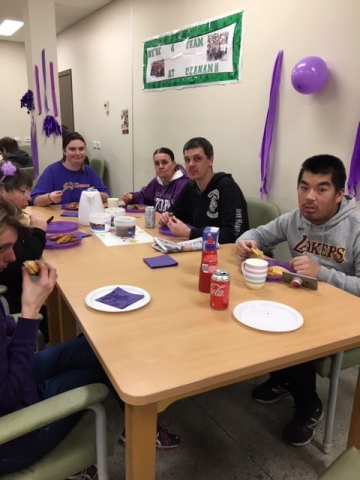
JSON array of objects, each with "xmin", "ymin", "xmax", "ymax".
[
  {"xmin": 159, "ymin": 137, "xmax": 249, "ymax": 244},
  {"xmin": 0, "ymin": 137, "xmax": 32, "ymax": 167}
]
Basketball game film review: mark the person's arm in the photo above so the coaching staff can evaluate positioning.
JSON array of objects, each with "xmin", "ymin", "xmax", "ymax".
[
  {"xmin": 31, "ymin": 165, "xmax": 63, "ymax": 206},
  {"xmin": 130, "ymin": 179, "xmax": 158, "ymax": 206},
  {"xmin": 18, "ymin": 229, "xmax": 46, "ymax": 261},
  {"xmin": 167, "ymin": 183, "xmax": 192, "ymax": 223}
]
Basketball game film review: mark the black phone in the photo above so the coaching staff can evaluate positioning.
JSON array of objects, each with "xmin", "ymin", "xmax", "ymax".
[{"xmin": 282, "ymin": 271, "xmax": 318, "ymax": 290}]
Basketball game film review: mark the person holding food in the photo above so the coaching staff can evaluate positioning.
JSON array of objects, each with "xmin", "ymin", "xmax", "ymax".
[
  {"xmin": 122, "ymin": 147, "xmax": 188, "ymax": 212},
  {"xmin": 159, "ymin": 137, "xmax": 249, "ymax": 244},
  {"xmin": 0, "ymin": 163, "xmax": 47, "ymax": 319},
  {"xmin": 31, "ymin": 132, "xmax": 110, "ymax": 206},
  {"xmin": 236, "ymin": 154, "xmax": 360, "ymax": 447}
]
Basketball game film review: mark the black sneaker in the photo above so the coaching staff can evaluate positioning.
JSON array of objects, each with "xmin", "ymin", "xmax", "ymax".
[
  {"xmin": 118, "ymin": 423, "xmax": 180, "ymax": 451},
  {"xmin": 252, "ymin": 378, "xmax": 291, "ymax": 404},
  {"xmin": 282, "ymin": 404, "xmax": 324, "ymax": 446}
]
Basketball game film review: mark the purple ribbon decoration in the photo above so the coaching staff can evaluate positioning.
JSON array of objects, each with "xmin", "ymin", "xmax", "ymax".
[
  {"xmin": 259, "ymin": 50, "xmax": 283, "ymax": 198},
  {"xmin": 31, "ymin": 116, "xmax": 39, "ymax": 178},
  {"xmin": 49, "ymin": 61, "xmax": 59, "ymax": 117},
  {"xmin": 347, "ymin": 122, "xmax": 360, "ymax": 200},
  {"xmin": 41, "ymin": 49, "xmax": 50, "ymax": 113},
  {"xmin": 43, "ymin": 115, "xmax": 61, "ymax": 137},
  {"xmin": 34, "ymin": 65, "xmax": 42, "ymax": 115}
]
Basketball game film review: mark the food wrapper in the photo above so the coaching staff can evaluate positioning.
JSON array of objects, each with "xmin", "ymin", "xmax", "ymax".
[{"xmin": 152, "ymin": 237, "xmax": 203, "ymax": 253}]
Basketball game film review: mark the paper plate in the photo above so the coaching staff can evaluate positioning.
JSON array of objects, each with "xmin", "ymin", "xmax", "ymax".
[
  {"xmin": 45, "ymin": 236, "xmax": 82, "ymax": 250},
  {"xmin": 46, "ymin": 221, "xmax": 78, "ymax": 234},
  {"xmin": 233, "ymin": 300, "xmax": 304, "ymax": 332},
  {"xmin": 125, "ymin": 205, "xmax": 146, "ymax": 213},
  {"xmin": 85, "ymin": 285, "xmax": 151, "ymax": 312},
  {"xmin": 266, "ymin": 259, "xmax": 294, "ymax": 282},
  {"xmin": 158, "ymin": 225, "xmax": 176, "ymax": 237}
]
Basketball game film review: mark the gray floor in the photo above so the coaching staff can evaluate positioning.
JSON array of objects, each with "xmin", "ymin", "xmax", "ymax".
[{"xmin": 105, "ymin": 367, "xmax": 357, "ymax": 479}]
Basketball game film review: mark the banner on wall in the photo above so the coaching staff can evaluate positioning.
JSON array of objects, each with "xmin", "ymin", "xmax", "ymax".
[{"xmin": 143, "ymin": 11, "xmax": 244, "ymax": 91}]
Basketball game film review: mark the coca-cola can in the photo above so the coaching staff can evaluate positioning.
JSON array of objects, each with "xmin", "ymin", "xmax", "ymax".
[{"xmin": 210, "ymin": 269, "xmax": 230, "ymax": 310}]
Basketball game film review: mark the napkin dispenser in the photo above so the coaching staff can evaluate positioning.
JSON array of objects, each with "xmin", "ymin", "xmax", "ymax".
[{"xmin": 78, "ymin": 188, "xmax": 104, "ymax": 226}]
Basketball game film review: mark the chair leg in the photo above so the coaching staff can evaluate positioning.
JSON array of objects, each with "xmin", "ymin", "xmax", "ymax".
[
  {"xmin": 88, "ymin": 403, "xmax": 109, "ymax": 480},
  {"xmin": 322, "ymin": 351, "xmax": 344, "ymax": 454}
]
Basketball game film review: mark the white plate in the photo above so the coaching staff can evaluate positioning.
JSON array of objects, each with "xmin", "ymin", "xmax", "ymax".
[
  {"xmin": 85, "ymin": 285, "xmax": 151, "ymax": 312},
  {"xmin": 232, "ymin": 300, "xmax": 303, "ymax": 332}
]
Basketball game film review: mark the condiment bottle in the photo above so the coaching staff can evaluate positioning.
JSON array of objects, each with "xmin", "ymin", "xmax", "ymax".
[{"xmin": 198, "ymin": 233, "xmax": 218, "ymax": 293}]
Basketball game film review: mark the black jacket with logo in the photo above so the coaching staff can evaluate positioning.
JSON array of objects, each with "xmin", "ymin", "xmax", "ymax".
[{"xmin": 168, "ymin": 172, "xmax": 249, "ymax": 244}]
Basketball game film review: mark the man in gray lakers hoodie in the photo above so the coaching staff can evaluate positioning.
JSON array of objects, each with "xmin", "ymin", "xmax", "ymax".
[{"xmin": 236, "ymin": 154, "xmax": 359, "ymax": 447}]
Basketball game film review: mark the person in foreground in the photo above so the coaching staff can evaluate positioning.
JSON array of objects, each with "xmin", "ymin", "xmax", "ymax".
[
  {"xmin": 236, "ymin": 154, "xmax": 360, "ymax": 446},
  {"xmin": 0, "ymin": 164, "xmax": 47, "ymax": 316},
  {"xmin": 0, "ymin": 137, "xmax": 32, "ymax": 167},
  {"xmin": 30, "ymin": 132, "xmax": 109, "ymax": 206},
  {"xmin": 122, "ymin": 147, "xmax": 188, "ymax": 212},
  {"xmin": 0, "ymin": 203, "xmax": 179, "ymax": 477},
  {"xmin": 159, "ymin": 137, "xmax": 249, "ymax": 243}
]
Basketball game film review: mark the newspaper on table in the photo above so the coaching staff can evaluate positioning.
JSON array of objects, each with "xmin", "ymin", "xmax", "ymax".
[{"xmin": 152, "ymin": 237, "xmax": 203, "ymax": 253}]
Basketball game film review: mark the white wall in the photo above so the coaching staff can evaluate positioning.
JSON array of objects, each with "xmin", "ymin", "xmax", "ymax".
[
  {"xmin": 0, "ymin": 41, "xmax": 30, "ymax": 142},
  {"xmin": 4, "ymin": 0, "xmax": 360, "ymax": 211}
]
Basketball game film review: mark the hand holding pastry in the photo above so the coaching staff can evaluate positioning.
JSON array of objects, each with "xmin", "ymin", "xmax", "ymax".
[
  {"xmin": 48, "ymin": 190, "xmax": 64, "ymax": 205},
  {"xmin": 235, "ymin": 239, "xmax": 257, "ymax": 262},
  {"xmin": 167, "ymin": 216, "xmax": 191, "ymax": 238},
  {"xmin": 122, "ymin": 193, "xmax": 133, "ymax": 204}
]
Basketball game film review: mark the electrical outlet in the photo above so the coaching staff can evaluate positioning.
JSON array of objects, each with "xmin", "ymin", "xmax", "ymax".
[
  {"xmin": 14, "ymin": 136, "xmax": 21, "ymax": 143},
  {"xmin": 92, "ymin": 141, "xmax": 97, "ymax": 149},
  {"xmin": 23, "ymin": 137, "xmax": 31, "ymax": 143},
  {"xmin": 97, "ymin": 141, "xmax": 101, "ymax": 149}
]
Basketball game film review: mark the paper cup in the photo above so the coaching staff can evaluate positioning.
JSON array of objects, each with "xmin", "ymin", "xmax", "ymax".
[{"xmin": 107, "ymin": 198, "xmax": 119, "ymax": 208}]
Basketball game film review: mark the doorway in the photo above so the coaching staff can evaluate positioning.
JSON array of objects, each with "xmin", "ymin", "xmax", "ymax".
[{"xmin": 59, "ymin": 69, "xmax": 74, "ymax": 131}]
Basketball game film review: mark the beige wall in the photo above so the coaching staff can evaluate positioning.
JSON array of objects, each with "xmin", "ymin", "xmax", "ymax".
[{"xmin": 2, "ymin": 0, "xmax": 360, "ymax": 211}]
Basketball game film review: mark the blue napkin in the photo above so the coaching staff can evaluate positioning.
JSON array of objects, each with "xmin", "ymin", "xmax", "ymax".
[
  {"xmin": 61, "ymin": 211, "xmax": 78, "ymax": 217},
  {"xmin": 143, "ymin": 255, "xmax": 178, "ymax": 269},
  {"xmin": 95, "ymin": 287, "xmax": 144, "ymax": 309}
]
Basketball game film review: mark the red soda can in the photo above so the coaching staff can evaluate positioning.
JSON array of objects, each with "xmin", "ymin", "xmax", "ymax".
[{"xmin": 210, "ymin": 269, "xmax": 230, "ymax": 310}]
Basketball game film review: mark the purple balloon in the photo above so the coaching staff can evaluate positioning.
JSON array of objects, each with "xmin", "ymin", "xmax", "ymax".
[{"xmin": 291, "ymin": 56, "xmax": 328, "ymax": 94}]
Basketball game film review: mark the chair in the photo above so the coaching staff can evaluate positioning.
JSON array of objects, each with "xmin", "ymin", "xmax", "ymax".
[
  {"xmin": 90, "ymin": 158, "xmax": 105, "ymax": 180},
  {"xmin": 20, "ymin": 167, "xmax": 34, "ymax": 181},
  {"xmin": 0, "ymin": 383, "xmax": 113, "ymax": 480},
  {"xmin": 318, "ymin": 446, "xmax": 360, "ymax": 479},
  {"xmin": 245, "ymin": 196, "xmax": 281, "ymax": 256},
  {"xmin": 314, "ymin": 350, "xmax": 360, "ymax": 453}
]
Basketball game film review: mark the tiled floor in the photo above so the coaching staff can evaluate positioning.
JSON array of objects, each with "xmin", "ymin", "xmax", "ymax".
[{"xmin": 105, "ymin": 368, "xmax": 357, "ymax": 479}]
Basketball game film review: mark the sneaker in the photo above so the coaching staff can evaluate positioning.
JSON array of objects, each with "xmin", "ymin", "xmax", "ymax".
[
  {"xmin": 118, "ymin": 423, "xmax": 180, "ymax": 451},
  {"xmin": 282, "ymin": 404, "xmax": 324, "ymax": 446},
  {"xmin": 252, "ymin": 378, "xmax": 291, "ymax": 404},
  {"xmin": 67, "ymin": 465, "xmax": 98, "ymax": 480}
]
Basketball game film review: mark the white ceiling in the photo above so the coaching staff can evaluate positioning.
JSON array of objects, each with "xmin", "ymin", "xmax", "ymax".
[{"xmin": 0, "ymin": 0, "xmax": 114, "ymax": 43}]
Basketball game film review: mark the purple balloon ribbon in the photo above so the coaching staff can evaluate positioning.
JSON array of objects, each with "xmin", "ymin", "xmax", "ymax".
[
  {"xmin": 347, "ymin": 123, "xmax": 360, "ymax": 200},
  {"xmin": 41, "ymin": 49, "xmax": 50, "ymax": 113},
  {"xmin": 259, "ymin": 50, "xmax": 283, "ymax": 198},
  {"xmin": 34, "ymin": 65, "xmax": 42, "ymax": 115},
  {"xmin": 49, "ymin": 61, "xmax": 58, "ymax": 117},
  {"xmin": 31, "ymin": 116, "xmax": 39, "ymax": 178}
]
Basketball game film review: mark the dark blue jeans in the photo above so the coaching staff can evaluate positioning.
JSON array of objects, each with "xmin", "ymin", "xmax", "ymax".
[{"xmin": 0, "ymin": 336, "xmax": 120, "ymax": 475}]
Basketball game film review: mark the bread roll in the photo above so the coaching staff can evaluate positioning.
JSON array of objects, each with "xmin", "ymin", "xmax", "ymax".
[{"xmin": 23, "ymin": 260, "xmax": 40, "ymax": 276}]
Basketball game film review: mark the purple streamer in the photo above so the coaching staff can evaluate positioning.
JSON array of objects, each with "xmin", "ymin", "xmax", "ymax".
[
  {"xmin": 31, "ymin": 116, "xmax": 39, "ymax": 178},
  {"xmin": 259, "ymin": 50, "xmax": 283, "ymax": 198},
  {"xmin": 34, "ymin": 65, "xmax": 42, "ymax": 115},
  {"xmin": 41, "ymin": 49, "xmax": 49, "ymax": 113},
  {"xmin": 43, "ymin": 115, "xmax": 61, "ymax": 137},
  {"xmin": 49, "ymin": 62, "xmax": 58, "ymax": 117},
  {"xmin": 20, "ymin": 90, "xmax": 35, "ymax": 114},
  {"xmin": 347, "ymin": 122, "xmax": 360, "ymax": 200}
]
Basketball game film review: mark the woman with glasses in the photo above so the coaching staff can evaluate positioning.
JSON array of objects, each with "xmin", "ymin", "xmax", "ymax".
[{"xmin": 0, "ymin": 163, "xmax": 47, "ymax": 318}]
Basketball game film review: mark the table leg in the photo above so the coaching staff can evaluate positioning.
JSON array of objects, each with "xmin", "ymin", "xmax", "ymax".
[
  {"xmin": 46, "ymin": 285, "xmax": 76, "ymax": 345},
  {"xmin": 125, "ymin": 402, "xmax": 157, "ymax": 480},
  {"xmin": 347, "ymin": 366, "xmax": 360, "ymax": 448}
]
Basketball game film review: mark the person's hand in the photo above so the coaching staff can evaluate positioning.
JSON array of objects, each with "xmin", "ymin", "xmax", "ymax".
[
  {"xmin": 49, "ymin": 191, "xmax": 64, "ymax": 204},
  {"xmin": 167, "ymin": 217, "xmax": 191, "ymax": 238},
  {"xmin": 290, "ymin": 255, "xmax": 320, "ymax": 278},
  {"xmin": 159, "ymin": 212, "xmax": 171, "ymax": 225},
  {"xmin": 21, "ymin": 261, "xmax": 58, "ymax": 319},
  {"xmin": 122, "ymin": 193, "xmax": 133, "ymax": 204},
  {"xmin": 235, "ymin": 239, "xmax": 257, "ymax": 262},
  {"xmin": 29, "ymin": 214, "xmax": 47, "ymax": 232}
]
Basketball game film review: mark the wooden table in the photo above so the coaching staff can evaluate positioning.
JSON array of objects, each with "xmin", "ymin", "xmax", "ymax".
[{"xmin": 29, "ymin": 206, "xmax": 360, "ymax": 479}]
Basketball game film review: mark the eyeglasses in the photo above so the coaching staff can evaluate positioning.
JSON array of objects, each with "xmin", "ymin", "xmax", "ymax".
[{"xmin": 18, "ymin": 189, "xmax": 31, "ymax": 196}]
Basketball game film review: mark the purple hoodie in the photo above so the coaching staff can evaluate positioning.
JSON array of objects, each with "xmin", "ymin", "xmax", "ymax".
[
  {"xmin": 129, "ymin": 165, "xmax": 188, "ymax": 212},
  {"xmin": 0, "ymin": 304, "xmax": 40, "ymax": 456}
]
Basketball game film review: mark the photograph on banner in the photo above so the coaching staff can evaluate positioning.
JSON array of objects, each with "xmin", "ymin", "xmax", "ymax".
[
  {"xmin": 143, "ymin": 11, "xmax": 244, "ymax": 91},
  {"xmin": 121, "ymin": 108, "xmax": 129, "ymax": 134}
]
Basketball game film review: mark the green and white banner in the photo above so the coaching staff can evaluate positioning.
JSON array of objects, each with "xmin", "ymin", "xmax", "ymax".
[{"xmin": 143, "ymin": 11, "xmax": 244, "ymax": 91}]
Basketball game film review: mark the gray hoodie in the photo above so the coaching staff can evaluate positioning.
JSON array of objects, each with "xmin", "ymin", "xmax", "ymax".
[{"xmin": 237, "ymin": 195, "xmax": 360, "ymax": 296}]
